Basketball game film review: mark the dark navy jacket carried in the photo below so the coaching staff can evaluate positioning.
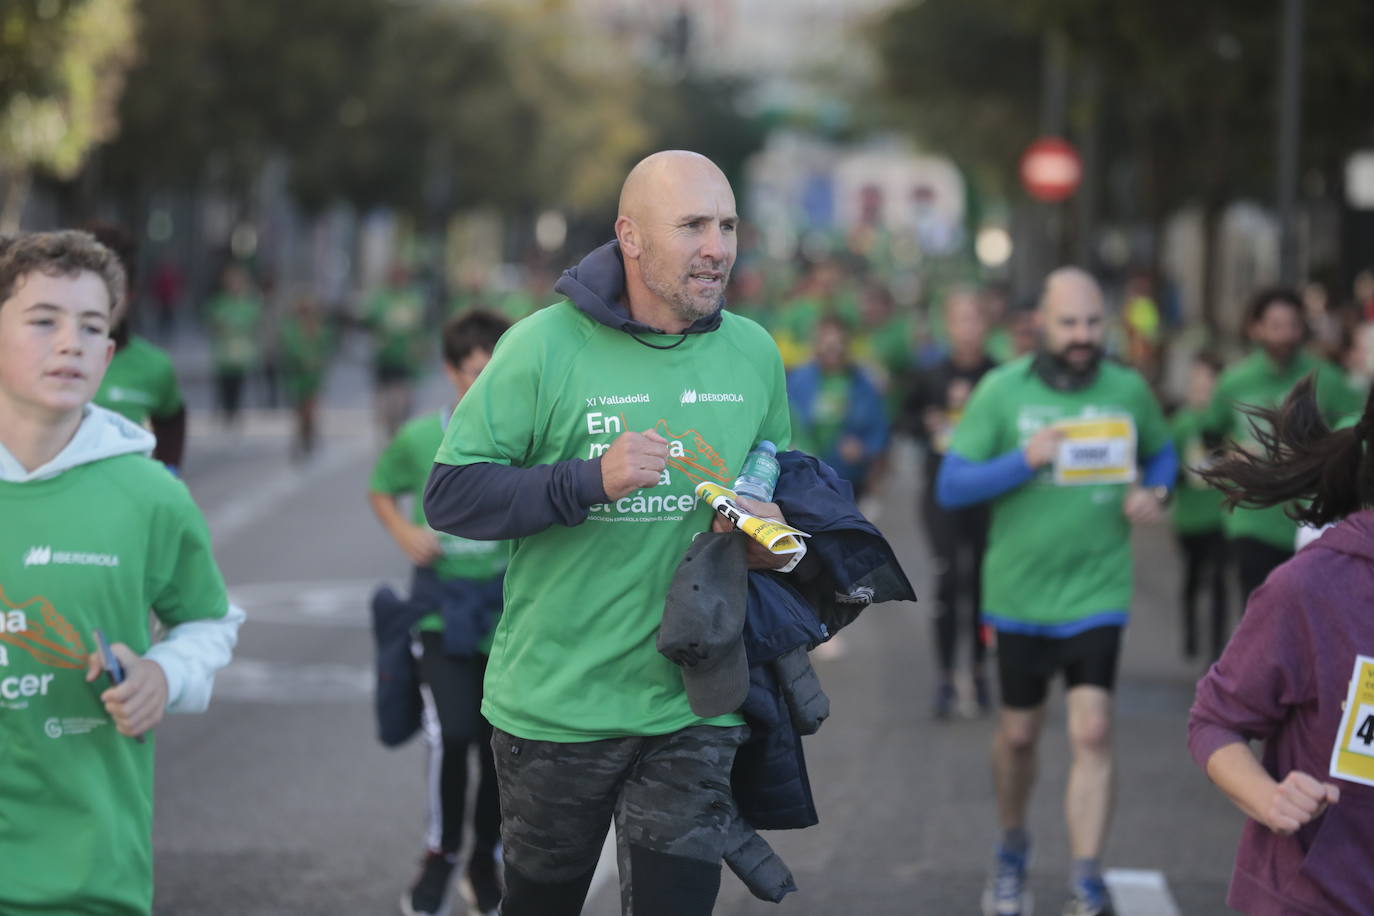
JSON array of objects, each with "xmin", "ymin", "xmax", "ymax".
[{"xmin": 735, "ymin": 451, "xmax": 916, "ymax": 829}]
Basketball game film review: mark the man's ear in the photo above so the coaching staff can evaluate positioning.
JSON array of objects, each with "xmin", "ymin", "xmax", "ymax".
[{"xmin": 615, "ymin": 216, "xmax": 641, "ymax": 259}]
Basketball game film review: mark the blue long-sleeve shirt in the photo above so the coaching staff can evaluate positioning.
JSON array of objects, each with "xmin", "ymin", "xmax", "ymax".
[{"xmin": 937, "ymin": 440, "xmax": 1177, "ymax": 510}]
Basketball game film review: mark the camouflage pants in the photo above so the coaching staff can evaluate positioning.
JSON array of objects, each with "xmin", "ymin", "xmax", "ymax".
[{"xmin": 491, "ymin": 724, "xmax": 748, "ymax": 916}]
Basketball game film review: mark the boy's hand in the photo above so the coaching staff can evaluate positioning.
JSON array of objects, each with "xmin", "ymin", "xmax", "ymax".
[
  {"xmin": 398, "ymin": 524, "xmax": 442, "ymax": 566},
  {"xmin": 86, "ymin": 643, "xmax": 169, "ymax": 738}
]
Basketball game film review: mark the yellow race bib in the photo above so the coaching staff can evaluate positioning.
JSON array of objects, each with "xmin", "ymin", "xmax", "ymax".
[{"xmin": 1052, "ymin": 415, "xmax": 1137, "ymax": 486}]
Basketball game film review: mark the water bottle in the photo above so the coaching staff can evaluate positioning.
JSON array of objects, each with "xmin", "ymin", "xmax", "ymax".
[{"xmin": 732, "ymin": 441, "xmax": 779, "ymax": 502}]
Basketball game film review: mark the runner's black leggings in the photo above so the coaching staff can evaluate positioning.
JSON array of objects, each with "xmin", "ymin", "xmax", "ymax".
[
  {"xmin": 416, "ymin": 633, "xmax": 501, "ymax": 857},
  {"xmin": 1231, "ymin": 536, "xmax": 1292, "ymax": 607},
  {"xmin": 1177, "ymin": 529, "xmax": 1228, "ymax": 660},
  {"xmin": 922, "ymin": 491, "xmax": 989, "ymax": 675},
  {"xmin": 216, "ymin": 369, "xmax": 245, "ymax": 423}
]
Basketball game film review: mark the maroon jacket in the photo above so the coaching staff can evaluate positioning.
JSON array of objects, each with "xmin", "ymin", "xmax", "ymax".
[{"xmin": 1189, "ymin": 510, "xmax": 1374, "ymax": 915}]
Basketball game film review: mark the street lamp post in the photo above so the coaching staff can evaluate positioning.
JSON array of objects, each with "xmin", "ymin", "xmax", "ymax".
[{"xmin": 1276, "ymin": 0, "xmax": 1304, "ymax": 285}]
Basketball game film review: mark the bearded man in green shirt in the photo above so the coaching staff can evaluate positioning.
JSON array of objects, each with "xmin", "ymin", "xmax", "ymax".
[
  {"xmin": 937, "ymin": 268, "xmax": 1177, "ymax": 916},
  {"xmin": 1203, "ymin": 287, "xmax": 1363, "ymax": 600},
  {"xmin": 425, "ymin": 151, "xmax": 794, "ymax": 916}
]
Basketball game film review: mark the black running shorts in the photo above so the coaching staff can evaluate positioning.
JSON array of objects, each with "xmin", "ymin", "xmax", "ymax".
[{"xmin": 994, "ymin": 624, "xmax": 1123, "ymax": 709}]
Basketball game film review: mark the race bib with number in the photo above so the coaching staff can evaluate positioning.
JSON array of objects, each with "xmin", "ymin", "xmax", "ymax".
[
  {"xmin": 1330, "ymin": 654, "xmax": 1374, "ymax": 787},
  {"xmin": 1052, "ymin": 415, "xmax": 1137, "ymax": 486}
]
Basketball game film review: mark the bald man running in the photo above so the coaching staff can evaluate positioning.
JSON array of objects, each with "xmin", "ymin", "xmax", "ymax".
[
  {"xmin": 424, "ymin": 151, "xmax": 792, "ymax": 916},
  {"xmin": 936, "ymin": 268, "xmax": 1176, "ymax": 916}
]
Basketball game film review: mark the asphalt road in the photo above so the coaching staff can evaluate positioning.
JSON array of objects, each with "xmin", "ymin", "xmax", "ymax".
[{"xmin": 148, "ymin": 333, "xmax": 1242, "ymax": 915}]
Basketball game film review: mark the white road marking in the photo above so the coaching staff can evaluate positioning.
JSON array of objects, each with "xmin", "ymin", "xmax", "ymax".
[
  {"xmin": 212, "ymin": 657, "xmax": 372, "ymax": 703},
  {"xmin": 204, "ymin": 439, "xmax": 368, "ymax": 546},
  {"xmin": 1105, "ymin": 868, "xmax": 1182, "ymax": 916},
  {"xmin": 227, "ymin": 579, "xmax": 381, "ymax": 628}
]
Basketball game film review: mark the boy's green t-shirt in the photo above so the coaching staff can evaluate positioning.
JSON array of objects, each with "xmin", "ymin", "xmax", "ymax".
[
  {"xmin": 206, "ymin": 294, "xmax": 262, "ymax": 371},
  {"xmin": 949, "ymin": 356, "xmax": 1171, "ymax": 630},
  {"xmin": 0, "ymin": 455, "xmax": 229, "ymax": 914},
  {"xmin": 1206, "ymin": 350, "xmax": 1363, "ymax": 550},
  {"xmin": 369, "ymin": 410, "xmax": 507, "ymax": 644},
  {"xmin": 94, "ymin": 335, "xmax": 183, "ymax": 426},
  {"xmin": 1170, "ymin": 407, "xmax": 1225, "ymax": 535},
  {"xmin": 435, "ymin": 303, "xmax": 792, "ymax": 742}
]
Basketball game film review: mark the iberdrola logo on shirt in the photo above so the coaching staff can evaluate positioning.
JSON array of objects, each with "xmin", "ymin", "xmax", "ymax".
[
  {"xmin": 680, "ymin": 388, "xmax": 744, "ymax": 405},
  {"xmin": 22, "ymin": 545, "xmax": 119, "ymax": 567}
]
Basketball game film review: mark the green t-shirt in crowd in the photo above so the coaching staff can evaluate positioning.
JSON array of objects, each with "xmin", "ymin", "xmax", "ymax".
[
  {"xmin": 280, "ymin": 317, "xmax": 334, "ymax": 403},
  {"xmin": 435, "ymin": 302, "xmax": 791, "ymax": 742},
  {"xmin": 1205, "ymin": 350, "xmax": 1363, "ymax": 550},
  {"xmin": 366, "ymin": 287, "xmax": 429, "ymax": 373},
  {"xmin": 949, "ymin": 355, "xmax": 1171, "ymax": 631},
  {"xmin": 1170, "ymin": 407, "xmax": 1225, "ymax": 535},
  {"xmin": 94, "ymin": 335, "xmax": 183, "ymax": 426},
  {"xmin": 370, "ymin": 409, "xmax": 507, "ymax": 644},
  {"xmin": 986, "ymin": 327, "xmax": 1016, "ymax": 364},
  {"xmin": 205, "ymin": 293, "xmax": 263, "ymax": 372},
  {"xmin": 790, "ymin": 370, "xmax": 852, "ymax": 459},
  {"xmin": 0, "ymin": 456, "xmax": 229, "ymax": 914},
  {"xmin": 855, "ymin": 316, "xmax": 911, "ymax": 379}
]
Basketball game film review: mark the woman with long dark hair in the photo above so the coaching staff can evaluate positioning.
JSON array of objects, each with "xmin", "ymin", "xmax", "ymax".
[{"xmin": 1188, "ymin": 375, "xmax": 1374, "ymax": 914}]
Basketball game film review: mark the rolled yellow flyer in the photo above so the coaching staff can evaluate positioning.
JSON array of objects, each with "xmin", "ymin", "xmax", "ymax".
[{"xmin": 695, "ymin": 481, "xmax": 810, "ymax": 556}]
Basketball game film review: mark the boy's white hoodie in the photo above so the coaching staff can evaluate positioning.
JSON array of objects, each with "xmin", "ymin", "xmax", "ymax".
[{"xmin": 0, "ymin": 404, "xmax": 244, "ymax": 712}]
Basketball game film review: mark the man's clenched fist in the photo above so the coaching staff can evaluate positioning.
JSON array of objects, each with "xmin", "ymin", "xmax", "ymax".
[{"xmin": 600, "ymin": 429, "xmax": 669, "ymax": 500}]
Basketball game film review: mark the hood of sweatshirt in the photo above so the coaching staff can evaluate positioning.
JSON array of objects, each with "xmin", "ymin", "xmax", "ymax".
[
  {"xmin": 553, "ymin": 240, "xmax": 724, "ymax": 337},
  {"xmin": 0, "ymin": 404, "xmax": 156, "ymax": 483},
  {"xmin": 1311, "ymin": 509, "xmax": 1374, "ymax": 562}
]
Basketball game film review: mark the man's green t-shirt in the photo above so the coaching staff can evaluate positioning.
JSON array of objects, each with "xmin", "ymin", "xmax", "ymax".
[
  {"xmin": 0, "ymin": 455, "xmax": 229, "ymax": 914},
  {"xmin": 369, "ymin": 410, "xmax": 507, "ymax": 645},
  {"xmin": 435, "ymin": 303, "xmax": 792, "ymax": 742},
  {"xmin": 949, "ymin": 356, "xmax": 1171, "ymax": 631},
  {"xmin": 94, "ymin": 336, "xmax": 183, "ymax": 426},
  {"xmin": 206, "ymin": 294, "xmax": 262, "ymax": 372},
  {"xmin": 1206, "ymin": 350, "xmax": 1363, "ymax": 550},
  {"xmin": 1170, "ymin": 407, "xmax": 1225, "ymax": 535},
  {"xmin": 366, "ymin": 287, "xmax": 428, "ymax": 373}
]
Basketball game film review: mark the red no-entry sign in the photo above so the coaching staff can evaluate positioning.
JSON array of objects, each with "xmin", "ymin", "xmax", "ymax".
[{"xmin": 1020, "ymin": 137, "xmax": 1082, "ymax": 202}]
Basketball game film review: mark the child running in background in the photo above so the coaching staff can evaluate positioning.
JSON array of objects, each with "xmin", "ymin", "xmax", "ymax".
[
  {"xmin": 368, "ymin": 309, "xmax": 511, "ymax": 916},
  {"xmin": 280, "ymin": 294, "xmax": 334, "ymax": 461},
  {"xmin": 1170, "ymin": 353, "xmax": 1228, "ymax": 661},
  {"xmin": 0, "ymin": 230, "xmax": 243, "ymax": 913}
]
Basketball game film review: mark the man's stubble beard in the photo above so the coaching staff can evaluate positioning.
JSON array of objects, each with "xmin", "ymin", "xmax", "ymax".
[{"xmin": 639, "ymin": 242, "xmax": 728, "ymax": 325}]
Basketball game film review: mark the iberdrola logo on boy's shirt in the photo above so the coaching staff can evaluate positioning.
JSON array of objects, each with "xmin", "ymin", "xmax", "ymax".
[{"xmin": 22, "ymin": 545, "xmax": 120, "ymax": 567}]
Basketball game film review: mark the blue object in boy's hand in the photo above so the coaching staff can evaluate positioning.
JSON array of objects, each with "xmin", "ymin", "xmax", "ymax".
[
  {"xmin": 93, "ymin": 628, "xmax": 144, "ymax": 743},
  {"xmin": 93, "ymin": 628, "xmax": 124, "ymax": 685}
]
